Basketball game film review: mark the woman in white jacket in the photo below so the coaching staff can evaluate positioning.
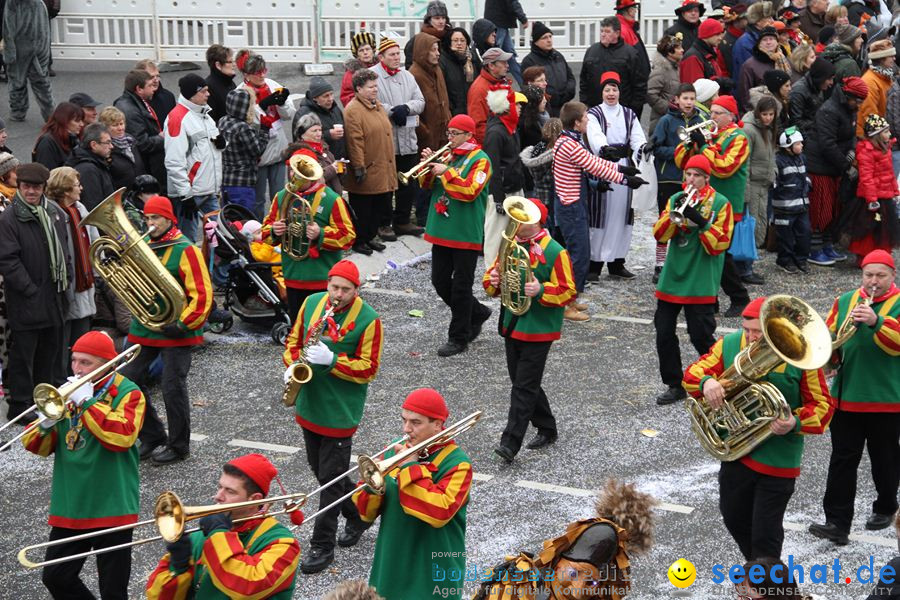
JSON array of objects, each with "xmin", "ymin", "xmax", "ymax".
[{"xmin": 235, "ymin": 49, "xmax": 296, "ymax": 219}]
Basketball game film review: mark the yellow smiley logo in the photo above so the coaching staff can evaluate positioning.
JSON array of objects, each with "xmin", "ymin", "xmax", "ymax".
[{"xmin": 667, "ymin": 558, "xmax": 697, "ymax": 588}]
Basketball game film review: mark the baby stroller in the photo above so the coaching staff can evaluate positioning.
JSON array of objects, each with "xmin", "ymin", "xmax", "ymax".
[{"xmin": 211, "ymin": 204, "xmax": 293, "ymax": 344}]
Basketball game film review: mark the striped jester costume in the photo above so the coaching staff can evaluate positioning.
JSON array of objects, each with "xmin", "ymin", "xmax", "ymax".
[{"xmin": 673, "ymin": 123, "xmax": 750, "ymax": 218}]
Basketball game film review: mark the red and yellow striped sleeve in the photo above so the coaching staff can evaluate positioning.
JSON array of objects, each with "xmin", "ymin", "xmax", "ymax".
[
  {"xmin": 438, "ymin": 157, "xmax": 491, "ymax": 202},
  {"xmin": 653, "ymin": 206, "xmax": 677, "ymax": 243},
  {"xmin": 352, "ymin": 482, "xmax": 386, "ymax": 523},
  {"xmin": 825, "ymin": 298, "xmax": 841, "ymax": 336},
  {"xmin": 200, "ymin": 530, "xmax": 300, "ymax": 600},
  {"xmin": 145, "ymin": 554, "xmax": 195, "ymax": 600},
  {"xmin": 795, "ymin": 368, "xmax": 835, "ymax": 435},
  {"xmin": 673, "ymin": 141, "xmax": 695, "ymax": 170},
  {"xmin": 21, "ymin": 423, "xmax": 57, "ymax": 456},
  {"xmin": 261, "ymin": 192, "xmax": 283, "ymax": 244},
  {"xmin": 538, "ymin": 249, "xmax": 576, "ymax": 308},
  {"xmin": 81, "ymin": 388, "xmax": 146, "ymax": 452},
  {"xmin": 418, "ymin": 169, "xmax": 437, "ymax": 190},
  {"xmin": 699, "ymin": 200, "xmax": 734, "ymax": 256},
  {"xmin": 177, "ymin": 245, "xmax": 213, "ymax": 330},
  {"xmin": 396, "ymin": 460, "xmax": 472, "ymax": 528},
  {"xmin": 701, "ymin": 133, "xmax": 749, "ymax": 179},
  {"xmin": 874, "ymin": 315, "xmax": 900, "ymax": 356},
  {"xmin": 332, "ymin": 318, "xmax": 383, "ymax": 384},
  {"xmin": 320, "ymin": 196, "xmax": 356, "ymax": 251},
  {"xmin": 482, "ymin": 256, "xmax": 501, "ymax": 298},
  {"xmin": 683, "ymin": 338, "xmax": 726, "ymax": 397},
  {"xmin": 283, "ymin": 298, "xmax": 311, "ymax": 367}
]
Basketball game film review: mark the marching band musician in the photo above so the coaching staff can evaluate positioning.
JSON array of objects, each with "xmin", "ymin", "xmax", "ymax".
[
  {"xmin": 121, "ymin": 195, "xmax": 213, "ymax": 466},
  {"xmin": 653, "ymin": 155, "xmax": 734, "ymax": 406},
  {"xmin": 419, "ymin": 113, "xmax": 494, "ymax": 358},
  {"xmin": 282, "ymin": 259, "xmax": 383, "ymax": 574},
  {"xmin": 810, "ymin": 249, "xmax": 900, "ymax": 545},
  {"xmin": 146, "ymin": 453, "xmax": 301, "ymax": 599},
  {"xmin": 683, "ymin": 297, "xmax": 835, "ymax": 560},
  {"xmin": 482, "ymin": 198, "xmax": 577, "ymax": 463},
  {"xmin": 262, "ymin": 153, "xmax": 356, "ymax": 321},
  {"xmin": 23, "ymin": 331, "xmax": 146, "ymax": 600},
  {"xmin": 352, "ymin": 388, "xmax": 472, "ymax": 600}
]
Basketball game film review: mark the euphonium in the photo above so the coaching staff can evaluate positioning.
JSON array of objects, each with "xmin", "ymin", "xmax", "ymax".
[
  {"xmin": 81, "ymin": 188, "xmax": 186, "ymax": 331},
  {"xmin": 686, "ymin": 295, "xmax": 833, "ymax": 461},
  {"xmin": 832, "ymin": 286, "xmax": 876, "ymax": 350},
  {"xmin": 398, "ymin": 141, "xmax": 452, "ymax": 185},
  {"xmin": 669, "ymin": 185, "xmax": 700, "ymax": 226},
  {"xmin": 498, "ymin": 197, "xmax": 543, "ymax": 316},
  {"xmin": 676, "ymin": 119, "xmax": 718, "ymax": 144},
  {"xmin": 281, "ymin": 298, "xmax": 339, "ymax": 407},
  {"xmin": 280, "ymin": 154, "xmax": 324, "ymax": 261}
]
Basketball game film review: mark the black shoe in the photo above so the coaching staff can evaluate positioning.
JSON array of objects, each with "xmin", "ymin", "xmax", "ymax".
[
  {"xmin": 394, "ymin": 223, "xmax": 424, "ymax": 236},
  {"xmin": 777, "ymin": 262, "xmax": 799, "ymax": 274},
  {"xmin": 608, "ymin": 266, "xmax": 636, "ymax": 279},
  {"xmin": 353, "ymin": 243, "xmax": 373, "ymax": 256},
  {"xmin": 808, "ymin": 522, "xmax": 849, "ymax": 545},
  {"xmin": 493, "ymin": 445, "xmax": 515, "ymax": 464},
  {"xmin": 139, "ymin": 441, "xmax": 163, "ymax": 461},
  {"xmin": 525, "ymin": 432, "xmax": 557, "ymax": 450},
  {"xmin": 337, "ymin": 519, "xmax": 370, "ymax": 547},
  {"xmin": 740, "ymin": 272, "xmax": 765, "ymax": 285},
  {"xmin": 151, "ymin": 446, "xmax": 189, "ymax": 465},
  {"xmin": 437, "ymin": 341, "xmax": 467, "ymax": 357},
  {"xmin": 656, "ymin": 386, "xmax": 687, "ymax": 406},
  {"xmin": 652, "ymin": 266, "xmax": 662, "ymax": 284},
  {"xmin": 468, "ymin": 308, "xmax": 493, "ymax": 342},
  {"xmin": 300, "ymin": 546, "xmax": 335, "ymax": 574},
  {"xmin": 723, "ymin": 301, "xmax": 749, "ymax": 318},
  {"xmin": 865, "ymin": 513, "xmax": 894, "ymax": 530},
  {"xmin": 795, "ymin": 261, "xmax": 810, "ymax": 274},
  {"xmin": 586, "ymin": 271, "xmax": 600, "ymax": 282},
  {"xmin": 367, "ymin": 240, "xmax": 386, "ymax": 252},
  {"xmin": 376, "ymin": 226, "xmax": 397, "ymax": 242}
]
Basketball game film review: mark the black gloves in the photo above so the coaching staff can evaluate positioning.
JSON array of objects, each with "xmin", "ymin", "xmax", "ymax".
[
  {"xmin": 354, "ymin": 167, "xmax": 367, "ymax": 184},
  {"xmin": 640, "ymin": 141, "xmax": 655, "ymax": 157},
  {"xmin": 690, "ymin": 128, "xmax": 707, "ymax": 146},
  {"xmin": 160, "ymin": 322, "xmax": 182, "ymax": 337},
  {"xmin": 390, "ymin": 104, "xmax": 410, "ymax": 127},
  {"xmin": 599, "ymin": 144, "xmax": 630, "ymax": 161},
  {"xmin": 682, "ymin": 204, "xmax": 708, "ymax": 227},
  {"xmin": 494, "ymin": 201, "xmax": 505, "ymax": 215},
  {"xmin": 199, "ymin": 512, "xmax": 233, "ymax": 537},
  {"xmin": 625, "ymin": 175, "xmax": 648, "ymax": 189},
  {"xmin": 617, "ymin": 164, "xmax": 640, "ymax": 176},
  {"xmin": 212, "ymin": 135, "xmax": 227, "ymax": 150},
  {"xmin": 165, "ymin": 535, "xmax": 193, "ymax": 571},
  {"xmin": 258, "ymin": 94, "xmax": 279, "ymax": 111}
]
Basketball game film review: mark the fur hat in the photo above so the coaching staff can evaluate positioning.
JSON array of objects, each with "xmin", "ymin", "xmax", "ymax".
[
  {"xmin": 594, "ymin": 480, "xmax": 657, "ymax": 555},
  {"xmin": 487, "ymin": 88, "xmax": 511, "ymax": 115},
  {"xmin": 869, "ymin": 39, "xmax": 896, "ymax": 61},
  {"xmin": 0, "ymin": 152, "xmax": 19, "ymax": 178},
  {"xmin": 746, "ymin": 0, "xmax": 773, "ymax": 25},
  {"xmin": 350, "ymin": 31, "xmax": 377, "ymax": 57},
  {"xmin": 294, "ymin": 112, "xmax": 322, "ymax": 139},
  {"xmin": 755, "ymin": 25, "xmax": 779, "ymax": 46},
  {"xmin": 864, "ymin": 113, "xmax": 890, "ymax": 138},
  {"xmin": 424, "ymin": 0, "xmax": 448, "ymax": 22}
]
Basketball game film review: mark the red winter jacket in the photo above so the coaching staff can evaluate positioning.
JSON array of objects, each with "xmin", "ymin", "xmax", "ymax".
[{"xmin": 856, "ymin": 138, "xmax": 900, "ymax": 202}]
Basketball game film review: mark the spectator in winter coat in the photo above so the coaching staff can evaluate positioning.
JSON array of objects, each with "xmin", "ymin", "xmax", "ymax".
[
  {"xmin": 32, "ymin": 102, "xmax": 83, "ymax": 171},
  {"xmin": 857, "ymin": 40, "xmax": 895, "ymax": 138},
  {"xmin": 404, "ymin": 0, "xmax": 451, "ymax": 70},
  {"xmin": 483, "ymin": 88, "xmax": 525, "ymax": 264},
  {"xmin": 789, "ymin": 56, "xmax": 835, "ymax": 141},
  {"xmin": 284, "ymin": 113, "xmax": 345, "ymax": 195},
  {"xmin": 340, "ymin": 32, "xmax": 378, "ymax": 108},
  {"xmin": 615, "ymin": 0, "xmax": 652, "ymax": 96},
  {"xmin": 798, "ymin": 0, "xmax": 827, "ymax": 41},
  {"xmin": 218, "ymin": 88, "xmax": 269, "ymax": 213},
  {"xmin": 521, "ymin": 22, "xmax": 576, "ymax": 118},
  {"xmin": 648, "ymin": 34, "xmax": 684, "ymax": 136},
  {"xmin": 293, "ymin": 77, "xmax": 345, "ymax": 160},
  {"xmin": 821, "ymin": 23, "xmax": 864, "ymax": 82},
  {"xmin": 204, "ymin": 43, "xmax": 237, "ymax": 125},
  {"xmin": 440, "ymin": 27, "xmax": 481, "ymax": 116},
  {"xmin": 788, "ymin": 43, "xmax": 816, "ymax": 83},
  {"xmin": 580, "ymin": 17, "xmax": 648, "ymax": 117},
  {"xmin": 65, "ymin": 123, "xmax": 114, "ymax": 211},
  {"xmin": 741, "ymin": 96, "xmax": 778, "ymax": 255},
  {"xmin": 471, "ymin": 18, "xmax": 498, "ymax": 62},
  {"xmin": 3, "ymin": 0, "xmax": 54, "ymax": 122},
  {"xmin": 69, "ymin": 93, "xmax": 101, "ymax": 126},
  {"xmin": 520, "ymin": 117, "xmax": 562, "ymax": 210},
  {"xmin": 665, "ymin": 0, "xmax": 704, "ymax": 51},
  {"xmin": 113, "ymin": 69, "xmax": 167, "ymax": 195},
  {"xmin": 468, "ymin": 47, "xmax": 514, "ymax": 144},
  {"xmin": 680, "ymin": 18, "xmax": 728, "ymax": 84},
  {"xmin": 483, "ymin": 0, "xmax": 528, "ymax": 85},
  {"xmin": 737, "ymin": 26, "xmax": 791, "ymax": 113},
  {"xmin": 136, "ymin": 59, "xmax": 177, "ymax": 122},
  {"xmin": 98, "ymin": 106, "xmax": 146, "ymax": 191},
  {"xmin": 721, "ymin": 4, "xmax": 748, "ymax": 77},
  {"xmin": 410, "ymin": 33, "xmax": 451, "ymax": 157},
  {"xmin": 772, "ymin": 127, "xmax": 812, "ymax": 273},
  {"xmin": 732, "ymin": 1, "xmax": 775, "ymax": 81}
]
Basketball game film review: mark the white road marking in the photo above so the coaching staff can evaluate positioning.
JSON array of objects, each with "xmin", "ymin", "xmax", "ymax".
[
  {"xmin": 472, "ymin": 473, "xmax": 494, "ymax": 482},
  {"xmin": 189, "ymin": 433, "xmax": 208, "ymax": 441},
  {"xmin": 227, "ymin": 439, "xmax": 302, "ymax": 454},
  {"xmin": 657, "ymin": 501, "xmax": 695, "ymax": 514}
]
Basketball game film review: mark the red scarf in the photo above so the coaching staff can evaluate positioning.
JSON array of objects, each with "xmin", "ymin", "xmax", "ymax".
[
  {"xmin": 617, "ymin": 14, "xmax": 639, "ymax": 46},
  {"xmin": 154, "ymin": 226, "xmax": 182, "ymax": 244},
  {"xmin": 490, "ymin": 84, "xmax": 519, "ymax": 134},
  {"xmin": 517, "ymin": 228, "xmax": 548, "ymax": 265},
  {"xmin": 247, "ymin": 81, "xmax": 279, "ymax": 128},
  {"xmin": 380, "ymin": 60, "xmax": 400, "ymax": 76},
  {"xmin": 304, "ymin": 140, "xmax": 324, "ymax": 155},
  {"xmin": 727, "ymin": 25, "xmax": 743, "ymax": 38},
  {"xmin": 62, "ymin": 204, "xmax": 95, "ymax": 292},
  {"xmin": 451, "ymin": 139, "xmax": 478, "ymax": 155},
  {"xmin": 862, "ymin": 282, "xmax": 900, "ymax": 303}
]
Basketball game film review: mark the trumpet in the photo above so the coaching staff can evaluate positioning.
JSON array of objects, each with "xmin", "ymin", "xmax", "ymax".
[
  {"xmin": 832, "ymin": 285, "xmax": 877, "ymax": 350},
  {"xmin": 0, "ymin": 344, "xmax": 142, "ymax": 453},
  {"xmin": 399, "ymin": 142, "xmax": 452, "ymax": 185},
  {"xmin": 677, "ymin": 120, "xmax": 718, "ymax": 144},
  {"xmin": 669, "ymin": 185, "xmax": 700, "ymax": 226}
]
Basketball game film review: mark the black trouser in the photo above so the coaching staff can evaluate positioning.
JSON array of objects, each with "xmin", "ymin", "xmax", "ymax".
[
  {"xmin": 823, "ymin": 411, "xmax": 900, "ymax": 532},
  {"xmin": 42, "ymin": 526, "xmax": 133, "ymax": 600},
  {"xmin": 501, "ymin": 338, "xmax": 556, "ymax": 454},
  {"xmin": 56, "ymin": 316, "xmax": 92, "ymax": 383},
  {"xmin": 382, "ymin": 154, "xmax": 417, "ymax": 228},
  {"xmin": 6, "ymin": 325, "xmax": 64, "ymax": 419},
  {"xmin": 773, "ymin": 210, "xmax": 811, "ymax": 268},
  {"xmin": 654, "ymin": 300, "xmax": 717, "ymax": 387},
  {"xmin": 286, "ymin": 287, "xmax": 323, "ymax": 325},
  {"xmin": 430, "ymin": 245, "xmax": 491, "ymax": 345},
  {"xmin": 121, "ymin": 345, "xmax": 192, "ymax": 455},
  {"xmin": 722, "ymin": 253, "xmax": 750, "ymax": 305},
  {"xmin": 719, "ymin": 460, "xmax": 796, "ymax": 560},
  {"xmin": 301, "ymin": 427, "xmax": 362, "ymax": 551},
  {"xmin": 349, "ymin": 191, "xmax": 390, "ymax": 245}
]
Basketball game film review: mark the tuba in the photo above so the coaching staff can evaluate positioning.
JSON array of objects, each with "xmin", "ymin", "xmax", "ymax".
[
  {"xmin": 281, "ymin": 298, "xmax": 339, "ymax": 407},
  {"xmin": 279, "ymin": 154, "xmax": 324, "ymax": 261},
  {"xmin": 81, "ymin": 189, "xmax": 186, "ymax": 331},
  {"xmin": 498, "ymin": 197, "xmax": 543, "ymax": 316},
  {"xmin": 686, "ymin": 295, "xmax": 833, "ymax": 461}
]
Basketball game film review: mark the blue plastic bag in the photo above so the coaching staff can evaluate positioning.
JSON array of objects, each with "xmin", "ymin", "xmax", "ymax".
[{"xmin": 730, "ymin": 210, "xmax": 758, "ymax": 262}]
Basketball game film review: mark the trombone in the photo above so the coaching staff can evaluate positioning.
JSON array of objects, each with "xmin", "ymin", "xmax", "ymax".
[
  {"xmin": 398, "ymin": 142, "xmax": 452, "ymax": 185},
  {"xmin": 677, "ymin": 120, "xmax": 718, "ymax": 144},
  {"xmin": 0, "ymin": 344, "xmax": 141, "ymax": 453}
]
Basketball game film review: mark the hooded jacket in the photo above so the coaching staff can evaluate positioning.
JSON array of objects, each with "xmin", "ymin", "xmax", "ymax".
[
  {"xmin": 164, "ymin": 95, "xmax": 223, "ymax": 197},
  {"xmin": 647, "ymin": 52, "xmax": 681, "ymax": 136},
  {"xmin": 370, "ymin": 62, "xmax": 426, "ymax": 156},
  {"xmin": 789, "ymin": 71, "xmax": 829, "ymax": 141},
  {"xmin": 206, "ymin": 66, "xmax": 237, "ymax": 125},
  {"xmin": 471, "ymin": 18, "xmax": 498, "ymax": 61},
  {"xmin": 521, "ymin": 44, "xmax": 576, "ymax": 117},
  {"xmin": 405, "ymin": 24, "xmax": 451, "ymax": 70},
  {"xmin": 520, "ymin": 141, "xmax": 554, "ymax": 204},
  {"xmin": 66, "ymin": 145, "xmax": 115, "ymax": 211},
  {"xmin": 219, "ymin": 89, "xmax": 269, "ymax": 188},
  {"xmin": 821, "ymin": 42, "xmax": 862, "ymax": 82},
  {"xmin": 741, "ymin": 111, "xmax": 777, "ymax": 185},
  {"xmin": 805, "ymin": 84, "xmax": 859, "ymax": 175},
  {"xmin": 440, "ymin": 28, "xmax": 482, "ymax": 116},
  {"xmin": 410, "ymin": 32, "xmax": 452, "ymax": 153},
  {"xmin": 293, "ymin": 92, "xmax": 346, "ymax": 159},
  {"xmin": 664, "ymin": 16, "xmax": 700, "ymax": 51},
  {"xmin": 580, "ymin": 38, "xmax": 647, "ymax": 115},
  {"xmin": 483, "ymin": 112, "xmax": 525, "ymax": 206}
]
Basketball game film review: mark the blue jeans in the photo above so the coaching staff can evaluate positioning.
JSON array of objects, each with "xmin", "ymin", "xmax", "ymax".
[
  {"xmin": 177, "ymin": 194, "xmax": 219, "ymax": 242},
  {"xmin": 554, "ymin": 196, "xmax": 589, "ymax": 292},
  {"xmin": 255, "ymin": 162, "xmax": 286, "ymax": 220},
  {"xmin": 223, "ymin": 186, "xmax": 257, "ymax": 213},
  {"xmin": 495, "ymin": 27, "xmax": 523, "ymax": 86}
]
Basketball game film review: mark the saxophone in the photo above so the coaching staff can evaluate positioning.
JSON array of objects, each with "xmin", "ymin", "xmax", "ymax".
[{"xmin": 281, "ymin": 298, "xmax": 340, "ymax": 407}]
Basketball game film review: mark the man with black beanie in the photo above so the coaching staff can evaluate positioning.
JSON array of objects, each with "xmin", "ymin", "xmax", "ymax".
[{"xmin": 521, "ymin": 21, "xmax": 576, "ymax": 117}]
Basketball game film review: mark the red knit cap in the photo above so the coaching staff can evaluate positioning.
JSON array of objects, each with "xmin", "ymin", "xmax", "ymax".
[
  {"xmin": 712, "ymin": 95, "xmax": 739, "ymax": 116},
  {"xmin": 143, "ymin": 195, "xmax": 178, "ymax": 223},
  {"xmin": 227, "ymin": 453, "xmax": 278, "ymax": 496},
  {"xmin": 71, "ymin": 331, "xmax": 118, "ymax": 360},
  {"xmin": 698, "ymin": 18, "xmax": 725, "ymax": 38},
  {"xmin": 600, "ymin": 71, "xmax": 621, "ymax": 87},
  {"xmin": 684, "ymin": 154, "xmax": 712, "ymax": 175},
  {"xmin": 402, "ymin": 388, "xmax": 449, "ymax": 422},
  {"xmin": 448, "ymin": 114, "xmax": 476, "ymax": 134},
  {"xmin": 328, "ymin": 259, "xmax": 360, "ymax": 286},
  {"xmin": 530, "ymin": 198, "xmax": 548, "ymax": 224},
  {"xmin": 861, "ymin": 249, "xmax": 896, "ymax": 269},
  {"xmin": 842, "ymin": 76, "xmax": 869, "ymax": 100},
  {"xmin": 742, "ymin": 297, "xmax": 767, "ymax": 319}
]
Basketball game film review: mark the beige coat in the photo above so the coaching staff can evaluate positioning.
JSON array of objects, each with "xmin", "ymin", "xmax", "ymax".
[{"xmin": 343, "ymin": 94, "xmax": 398, "ymax": 195}]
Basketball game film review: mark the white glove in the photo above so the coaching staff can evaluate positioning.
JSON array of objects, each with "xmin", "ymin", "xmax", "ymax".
[
  {"xmin": 283, "ymin": 365, "xmax": 294, "ymax": 384},
  {"xmin": 66, "ymin": 376, "xmax": 94, "ymax": 408},
  {"xmin": 305, "ymin": 342, "xmax": 334, "ymax": 366},
  {"xmin": 37, "ymin": 413, "xmax": 60, "ymax": 431}
]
